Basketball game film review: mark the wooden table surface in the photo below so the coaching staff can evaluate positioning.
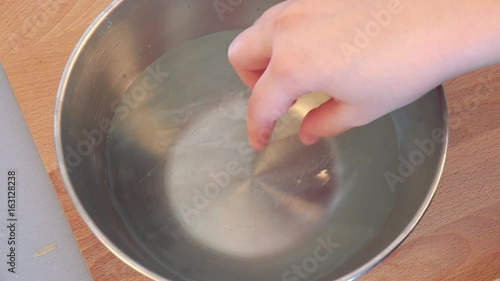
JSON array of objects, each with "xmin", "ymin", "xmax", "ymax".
[{"xmin": 1, "ymin": 1, "xmax": 499, "ymax": 280}]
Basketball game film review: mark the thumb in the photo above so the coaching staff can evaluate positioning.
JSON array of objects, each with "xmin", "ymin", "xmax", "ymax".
[{"xmin": 299, "ymin": 99, "xmax": 367, "ymax": 145}]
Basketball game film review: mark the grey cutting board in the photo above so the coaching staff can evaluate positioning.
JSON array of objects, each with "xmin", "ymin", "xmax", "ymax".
[{"xmin": 0, "ymin": 64, "xmax": 92, "ymax": 281}]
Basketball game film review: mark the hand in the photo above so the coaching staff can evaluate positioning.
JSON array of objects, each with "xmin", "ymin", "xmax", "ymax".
[{"xmin": 228, "ymin": 0, "xmax": 500, "ymax": 150}]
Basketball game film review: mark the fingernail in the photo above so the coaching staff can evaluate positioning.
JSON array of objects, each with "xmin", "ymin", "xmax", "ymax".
[
  {"xmin": 302, "ymin": 135, "xmax": 319, "ymax": 145},
  {"xmin": 249, "ymin": 137, "xmax": 265, "ymax": 151}
]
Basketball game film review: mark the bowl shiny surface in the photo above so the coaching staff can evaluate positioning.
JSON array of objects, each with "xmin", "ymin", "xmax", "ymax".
[{"xmin": 55, "ymin": 1, "xmax": 448, "ymax": 280}]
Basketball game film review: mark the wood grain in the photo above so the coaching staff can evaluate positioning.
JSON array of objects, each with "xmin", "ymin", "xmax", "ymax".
[{"xmin": 1, "ymin": 1, "xmax": 499, "ymax": 280}]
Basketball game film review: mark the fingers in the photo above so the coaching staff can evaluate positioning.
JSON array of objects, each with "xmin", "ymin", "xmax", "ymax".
[
  {"xmin": 229, "ymin": 1, "xmax": 296, "ymax": 88},
  {"xmin": 299, "ymin": 99, "xmax": 364, "ymax": 145},
  {"xmin": 228, "ymin": 24, "xmax": 273, "ymax": 89},
  {"xmin": 248, "ymin": 66, "xmax": 306, "ymax": 151}
]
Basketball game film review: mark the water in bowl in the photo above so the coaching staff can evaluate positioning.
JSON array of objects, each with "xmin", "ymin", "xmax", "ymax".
[{"xmin": 105, "ymin": 30, "xmax": 400, "ymax": 281}]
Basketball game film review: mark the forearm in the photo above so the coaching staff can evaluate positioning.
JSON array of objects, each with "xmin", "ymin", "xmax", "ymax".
[{"xmin": 418, "ymin": 0, "xmax": 500, "ymax": 81}]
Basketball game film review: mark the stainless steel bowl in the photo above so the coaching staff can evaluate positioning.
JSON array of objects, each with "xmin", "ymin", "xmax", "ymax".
[{"xmin": 55, "ymin": 0, "xmax": 448, "ymax": 280}]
